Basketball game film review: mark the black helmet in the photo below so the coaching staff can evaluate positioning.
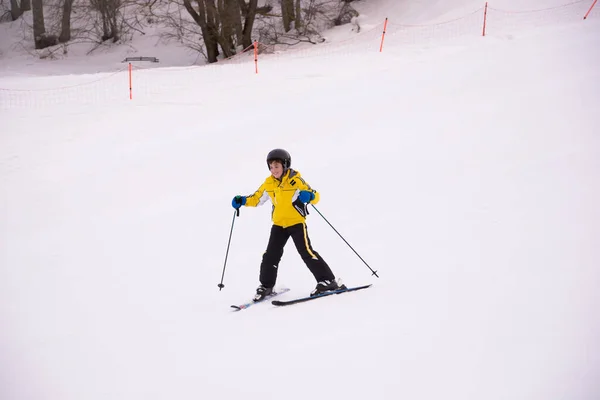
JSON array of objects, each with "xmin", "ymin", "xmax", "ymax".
[{"xmin": 266, "ymin": 148, "xmax": 291, "ymax": 170}]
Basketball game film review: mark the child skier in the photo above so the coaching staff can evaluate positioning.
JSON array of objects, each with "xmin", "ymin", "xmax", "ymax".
[{"xmin": 231, "ymin": 148, "xmax": 345, "ymax": 301}]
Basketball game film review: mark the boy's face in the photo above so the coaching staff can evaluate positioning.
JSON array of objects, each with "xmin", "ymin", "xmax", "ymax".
[{"xmin": 269, "ymin": 160, "xmax": 284, "ymax": 179}]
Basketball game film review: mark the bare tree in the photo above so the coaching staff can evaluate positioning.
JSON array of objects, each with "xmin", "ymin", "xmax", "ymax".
[
  {"xmin": 182, "ymin": 0, "xmax": 219, "ymax": 62},
  {"xmin": 294, "ymin": 0, "xmax": 302, "ymax": 31},
  {"xmin": 32, "ymin": 0, "xmax": 57, "ymax": 49},
  {"xmin": 228, "ymin": 0, "xmax": 243, "ymax": 46},
  {"xmin": 90, "ymin": 0, "xmax": 122, "ymax": 42},
  {"xmin": 59, "ymin": 0, "xmax": 74, "ymax": 42},
  {"xmin": 31, "ymin": 0, "xmax": 44, "ymax": 42},
  {"xmin": 301, "ymin": 0, "xmax": 358, "ymax": 32},
  {"xmin": 254, "ymin": 0, "xmax": 358, "ymax": 48},
  {"xmin": 10, "ymin": 0, "xmax": 23, "ymax": 20},
  {"xmin": 333, "ymin": 0, "xmax": 358, "ymax": 26},
  {"xmin": 181, "ymin": 0, "xmax": 267, "ymax": 62},
  {"xmin": 281, "ymin": 0, "xmax": 294, "ymax": 32},
  {"xmin": 21, "ymin": 0, "xmax": 30, "ymax": 12},
  {"xmin": 156, "ymin": 1, "xmax": 206, "ymax": 57},
  {"xmin": 217, "ymin": 0, "xmax": 238, "ymax": 57},
  {"xmin": 241, "ymin": 0, "xmax": 258, "ymax": 48}
]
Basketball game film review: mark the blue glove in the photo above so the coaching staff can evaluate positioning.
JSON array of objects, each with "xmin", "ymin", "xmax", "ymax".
[
  {"xmin": 231, "ymin": 195, "xmax": 246, "ymax": 209},
  {"xmin": 298, "ymin": 190, "xmax": 315, "ymax": 204}
]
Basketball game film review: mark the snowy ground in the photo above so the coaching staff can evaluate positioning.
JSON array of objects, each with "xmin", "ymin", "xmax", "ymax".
[{"xmin": 2, "ymin": 1, "xmax": 600, "ymax": 400}]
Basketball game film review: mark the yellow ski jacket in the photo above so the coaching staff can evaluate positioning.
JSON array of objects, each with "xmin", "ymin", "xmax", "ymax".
[{"xmin": 244, "ymin": 169, "xmax": 319, "ymax": 228}]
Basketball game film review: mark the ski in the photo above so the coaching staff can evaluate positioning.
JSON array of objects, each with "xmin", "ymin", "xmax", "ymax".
[
  {"xmin": 271, "ymin": 284, "xmax": 372, "ymax": 307},
  {"xmin": 230, "ymin": 288, "xmax": 290, "ymax": 311}
]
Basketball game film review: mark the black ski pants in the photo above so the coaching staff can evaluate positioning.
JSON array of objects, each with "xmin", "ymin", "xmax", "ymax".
[{"xmin": 259, "ymin": 223, "xmax": 335, "ymax": 288}]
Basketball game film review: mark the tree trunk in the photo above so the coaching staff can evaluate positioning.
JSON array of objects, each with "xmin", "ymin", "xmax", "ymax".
[
  {"xmin": 32, "ymin": 0, "xmax": 46, "ymax": 49},
  {"xmin": 182, "ymin": 0, "xmax": 219, "ymax": 63},
  {"xmin": 109, "ymin": 5, "xmax": 119, "ymax": 42},
  {"xmin": 237, "ymin": 0, "xmax": 246, "ymax": 16},
  {"xmin": 295, "ymin": 0, "xmax": 302, "ymax": 31},
  {"xmin": 241, "ymin": 0, "xmax": 257, "ymax": 48},
  {"xmin": 228, "ymin": 0, "xmax": 244, "ymax": 49},
  {"xmin": 59, "ymin": 0, "xmax": 74, "ymax": 43},
  {"xmin": 217, "ymin": 0, "xmax": 234, "ymax": 57},
  {"xmin": 21, "ymin": 0, "xmax": 31, "ymax": 12},
  {"xmin": 10, "ymin": 0, "xmax": 23, "ymax": 20},
  {"xmin": 281, "ymin": 0, "xmax": 294, "ymax": 32},
  {"xmin": 89, "ymin": 0, "xmax": 120, "ymax": 42},
  {"xmin": 205, "ymin": 0, "xmax": 221, "ymax": 60}
]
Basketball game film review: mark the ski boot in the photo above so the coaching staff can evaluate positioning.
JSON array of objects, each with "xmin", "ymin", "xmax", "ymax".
[
  {"xmin": 253, "ymin": 285, "xmax": 273, "ymax": 302},
  {"xmin": 310, "ymin": 279, "xmax": 347, "ymax": 297}
]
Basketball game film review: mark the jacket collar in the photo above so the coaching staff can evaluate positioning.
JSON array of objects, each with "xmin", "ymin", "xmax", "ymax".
[{"xmin": 273, "ymin": 169, "xmax": 292, "ymax": 183}]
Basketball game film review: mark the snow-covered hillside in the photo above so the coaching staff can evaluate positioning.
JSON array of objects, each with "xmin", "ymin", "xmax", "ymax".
[
  {"xmin": 1, "ymin": 1, "xmax": 599, "ymax": 400},
  {"xmin": 1, "ymin": 0, "xmax": 597, "ymax": 77}
]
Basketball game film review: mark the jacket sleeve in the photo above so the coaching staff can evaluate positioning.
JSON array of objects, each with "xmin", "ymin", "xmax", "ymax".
[
  {"xmin": 245, "ymin": 181, "xmax": 269, "ymax": 207},
  {"xmin": 297, "ymin": 177, "xmax": 320, "ymax": 205}
]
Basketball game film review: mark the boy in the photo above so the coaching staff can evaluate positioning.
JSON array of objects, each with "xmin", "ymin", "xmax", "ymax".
[{"xmin": 231, "ymin": 149, "xmax": 345, "ymax": 301}]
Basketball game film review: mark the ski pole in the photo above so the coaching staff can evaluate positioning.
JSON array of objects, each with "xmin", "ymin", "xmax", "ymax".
[
  {"xmin": 218, "ymin": 208, "xmax": 239, "ymax": 290},
  {"xmin": 310, "ymin": 205, "xmax": 379, "ymax": 278}
]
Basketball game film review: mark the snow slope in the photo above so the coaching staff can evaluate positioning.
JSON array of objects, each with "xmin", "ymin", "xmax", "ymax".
[
  {"xmin": 1, "ymin": 0, "xmax": 596, "ymax": 77},
  {"xmin": 2, "ymin": 1, "xmax": 600, "ymax": 400}
]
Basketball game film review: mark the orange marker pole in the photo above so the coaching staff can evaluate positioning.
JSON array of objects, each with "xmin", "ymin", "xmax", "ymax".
[
  {"xmin": 254, "ymin": 41, "xmax": 258, "ymax": 74},
  {"xmin": 482, "ymin": 2, "xmax": 488, "ymax": 36},
  {"xmin": 128, "ymin": 63, "xmax": 132, "ymax": 100},
  {"xmin": 379, "ymin": 18, "xmax": 388, "ymax": 52},
  {"xmin": 584, "ymin": 0, "xmax": 597, "ymax": 19}
]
